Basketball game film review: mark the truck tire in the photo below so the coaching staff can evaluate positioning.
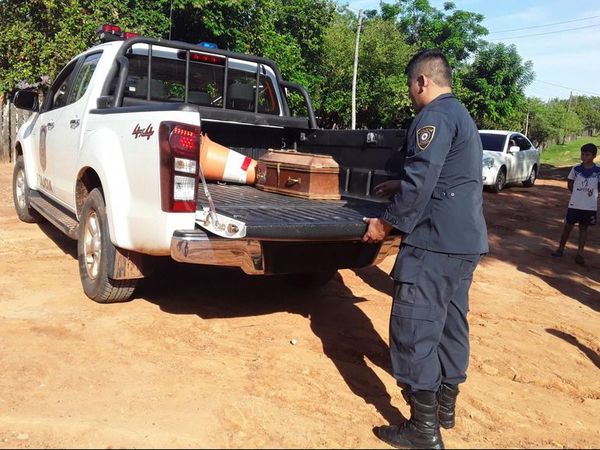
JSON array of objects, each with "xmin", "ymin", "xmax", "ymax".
[
  {"xmin": 12, "ymin": 156, "xmax": 44, "ymax": 223},
  {"xmin": 523, "ymin": 165, "xmax": 537, "ymax": 187},
  {"xmin": 285, "ymin": 269, "xmax": 338, "ymax": 289},
  {"xmin": 77, "ymin": 188, "xmax": 137, "ymax": 303},
  {"xmin": 489, "ymin": 167, "xmax": 506, "ymax": 193}
]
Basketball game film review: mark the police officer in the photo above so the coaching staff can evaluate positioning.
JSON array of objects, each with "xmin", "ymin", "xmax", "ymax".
[{"xmin": 362, "ymin": 49, "xmax": 488, "ymax": 449}]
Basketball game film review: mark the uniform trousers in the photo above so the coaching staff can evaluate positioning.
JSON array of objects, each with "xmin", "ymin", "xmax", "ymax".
[{"xmin": 389, "ymin": 244, "xmax": 481, "ymax": 391}]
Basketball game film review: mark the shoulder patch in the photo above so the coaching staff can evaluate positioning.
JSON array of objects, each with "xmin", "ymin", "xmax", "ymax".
[{"xmin": 416, "ymin": 126, "xmax": 436, "ymax": 151}]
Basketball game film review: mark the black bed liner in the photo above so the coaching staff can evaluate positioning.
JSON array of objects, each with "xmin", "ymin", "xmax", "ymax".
[{"xmin": 198, "ymin": 184, "xmax": 390, "ymax": 240}]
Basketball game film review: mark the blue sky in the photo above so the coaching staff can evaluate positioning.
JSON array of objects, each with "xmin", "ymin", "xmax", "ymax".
[{"xmin": 339, "ymin": 0, "xmax": 600, "ymax": 101}]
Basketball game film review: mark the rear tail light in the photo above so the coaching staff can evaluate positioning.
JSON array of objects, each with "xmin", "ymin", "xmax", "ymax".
[
  {"xmin": 176, "ymin": 50, "xmax": 225, "ymax": 65},
  {"xmin": 159, "ymin": 122, "xmax": 200, "ymax": 212}
]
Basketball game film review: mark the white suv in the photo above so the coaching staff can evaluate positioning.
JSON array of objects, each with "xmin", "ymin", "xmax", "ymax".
[{"xmin": 480, "ymin": 130, "xmax": 540, "ymax": 193}]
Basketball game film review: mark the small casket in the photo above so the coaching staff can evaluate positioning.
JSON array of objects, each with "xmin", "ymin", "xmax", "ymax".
[{"xmin": 255, "ymin": 150, "xmax": 341, "ymax": 200}]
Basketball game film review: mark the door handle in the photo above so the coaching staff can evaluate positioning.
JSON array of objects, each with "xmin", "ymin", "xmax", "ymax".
[
  {"xmin": 46, "ymin": 121, "xmax": 55, "ymax": 130},
  {"xmin": 70, "ymin": 118, "xmax": 80, "ymax": 129}
]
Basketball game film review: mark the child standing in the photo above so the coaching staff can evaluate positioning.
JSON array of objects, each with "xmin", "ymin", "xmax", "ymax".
[{"xmin": 552, "ymin": 143, "xmax": 600, "ymax": 264}]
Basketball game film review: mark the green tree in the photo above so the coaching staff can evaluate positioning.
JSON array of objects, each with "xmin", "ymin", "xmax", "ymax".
[
  {"xmin": 459, "ymin": 42, "xmax": 534, "ymax": 129},
  {"xmin": 0, "ymin": 0, "xmax": 171, "ymax": 93},
  {"xmin": 316, "ymin": 11, "xmax": 414, "ymax": 128},
  {"xmin": 527, "ymin": 98, "xmax": 584, "ymax": 149},
  {"xmin": 380, "ymin": 0, "xmax": 488, "ymax": 67},
  {"xmin": 572, "ymin": 95, "xmax": 600, "ymax": 134}
]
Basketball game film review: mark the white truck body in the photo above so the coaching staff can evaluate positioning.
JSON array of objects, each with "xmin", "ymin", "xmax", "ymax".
[{"xmin": 12, "ymin": 32, "xmax": 401, "ymax": 302}]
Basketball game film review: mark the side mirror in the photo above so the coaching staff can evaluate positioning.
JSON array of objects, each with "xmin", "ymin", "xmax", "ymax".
[
  {"xmin": 13, "ymin": 90, "xmax": 39, "ymax": 112},
  {"xmin": 508, "ymin": 145, "xmax": 520, "ymax": 154}
]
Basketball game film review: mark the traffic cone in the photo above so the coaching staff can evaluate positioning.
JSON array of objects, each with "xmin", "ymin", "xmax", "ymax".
[{"xmin": 199, "ymin": 133, "xmax": 257, "ymax": 185}]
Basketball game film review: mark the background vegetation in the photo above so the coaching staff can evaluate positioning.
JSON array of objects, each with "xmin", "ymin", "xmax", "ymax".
[
  {"xmin": 0, "ymin": 0, "xmax": 597, "ymax": 151},
  {"xmin": 541, "ymin": 136, "xmax": 600, "ymax": 168}
]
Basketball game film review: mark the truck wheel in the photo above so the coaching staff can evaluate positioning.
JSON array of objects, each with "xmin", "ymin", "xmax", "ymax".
[
  {"xmin": 523, "ymin": 165, "xmax": 537, "ymax": 187},
  {"xmin": 77, "ymin": 188, "xmax": 137, "ymax": 303},
  {"xmin": 285, "ymin": 270, "xmax": 338, "ymax": 289},
  {"xmin": 12, "ymin": 156, "xmax": 44, "ymax": 223},
  {"xmin": 489, "ymin": 167, "xmax": 506, "ymax": 193}
]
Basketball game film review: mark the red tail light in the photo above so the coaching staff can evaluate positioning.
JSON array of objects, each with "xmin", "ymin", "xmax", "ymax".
[
  {"xmin": 177, "ymin": 50, "xmax": 225, "ymax": 65},
  {"xmin": 159, "ymin": 122, "xmax": 200, "ymax": 212}
]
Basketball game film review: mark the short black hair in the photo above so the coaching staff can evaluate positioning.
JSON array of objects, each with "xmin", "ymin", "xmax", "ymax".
[
  {"xmin": 405, "ymin": 49, "xmax": 452, "ymax": 88},
  {"xmin": 581, "ymin": 143, "xmax": 598, "ymax": 157}
]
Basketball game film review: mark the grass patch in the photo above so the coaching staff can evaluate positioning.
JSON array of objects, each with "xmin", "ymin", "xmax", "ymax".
[{"xmin": 541, "ymin": 136, "xmax": 600, "ymax": 168}]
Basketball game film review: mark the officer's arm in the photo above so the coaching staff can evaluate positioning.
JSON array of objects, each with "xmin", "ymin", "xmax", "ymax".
[{"xmin": 382, "ymin": 111, "xmax": 453, "ymax": 235}]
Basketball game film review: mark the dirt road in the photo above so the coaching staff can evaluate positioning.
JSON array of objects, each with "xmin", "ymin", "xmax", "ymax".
[{"xmin": 0, "ymin": 162, "xmax": 598, "ymax": 449}]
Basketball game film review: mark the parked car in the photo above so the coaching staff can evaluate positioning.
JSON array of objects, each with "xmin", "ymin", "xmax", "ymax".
[{"xmin": 480, "ymin": 130, "xmax": 540, "ymax": 193}]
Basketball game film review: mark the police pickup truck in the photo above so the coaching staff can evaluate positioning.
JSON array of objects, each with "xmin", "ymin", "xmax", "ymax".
[{"xmin": 12, "ymin": 25, "xmax": 403, "ymax": 303}]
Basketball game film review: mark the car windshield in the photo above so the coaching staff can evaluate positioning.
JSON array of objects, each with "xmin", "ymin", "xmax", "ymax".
[{"xmin": 480, "ymin": 133, "xmax": 506, "ymax": 152}]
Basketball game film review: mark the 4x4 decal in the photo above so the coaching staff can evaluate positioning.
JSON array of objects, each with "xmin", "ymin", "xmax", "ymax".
[{"xmin": 132, "ymin": 124, "xmax": 154, "ymax": 140}]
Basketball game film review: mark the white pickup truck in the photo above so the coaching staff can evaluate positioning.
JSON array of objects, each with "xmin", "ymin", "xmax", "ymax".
[{"xmin": 12, "ymin": 27, "xmax": 403, "ymax": 303}]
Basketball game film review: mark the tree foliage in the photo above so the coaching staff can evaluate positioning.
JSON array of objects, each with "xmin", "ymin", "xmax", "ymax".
[
  {"xmin": 0, "ymin": 0, "xmax": 172, "ymax": 93},
  {"xmin": 0, "ymin": 0, "xmax": 594, "ymax": 140},
  {"xmin": 380, "ymin": 0, "xmax": 487, "ymax": 67},
  {"xmin": 459, "ymin": 43, "xmax": 534, "ymax": 129},
  {"xmin": 527, "ymin": 98, "xmax": 584, "ymax": 148},
  {"xmin": 316, "ymin": 11, "xmax": 414, "ymax": 128}
]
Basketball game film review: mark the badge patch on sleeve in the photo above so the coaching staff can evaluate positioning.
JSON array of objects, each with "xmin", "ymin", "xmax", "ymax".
[{"xmin": 416, "ymin": 126, "xmax": 436, "ymax": 150}]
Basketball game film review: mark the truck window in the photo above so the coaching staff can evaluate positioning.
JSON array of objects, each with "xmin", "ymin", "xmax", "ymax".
[
  {"xmin": 125, "ymin": 44, "xmax": 225, "ymax": 105},
  {"xmin": 43, "ymin": 60, "xmax": 78, "ymax": 112},
  {"xmin": 121, "ymin": 44, "xmax": 280, "ymax": 115},
  {"xmin": 67, "ymin": 53, "xmax": 102, "ymax": 104},
  {"xmin": 226, "ymin": 68, "xmax": 280, "ymax": 115}
]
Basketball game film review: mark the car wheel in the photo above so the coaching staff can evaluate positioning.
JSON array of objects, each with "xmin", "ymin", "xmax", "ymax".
[
  {"xmin": 489, "ymin": 167, "xmax": 506, "ymax": 193},
  {"xmin": 78, "ymin": 188, "xmax": 138, "ymax": 303},
  {"xmin": 12, "ymin": 156, "xmax": 44, "ymax": 223},
  {"xmin": 523, "ymin": 165, "xmax": 537, "ymax": 187}
]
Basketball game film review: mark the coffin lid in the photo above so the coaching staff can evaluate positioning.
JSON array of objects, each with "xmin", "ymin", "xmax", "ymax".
[{"xmin": 259, "ymin": 149, "xmax": 339, "ymax": 170}]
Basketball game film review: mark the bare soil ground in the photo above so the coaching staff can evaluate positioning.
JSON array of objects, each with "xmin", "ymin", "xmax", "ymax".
[{"xmin": 0, "ymin": 162, "xmax": 598, "ymax": 449}]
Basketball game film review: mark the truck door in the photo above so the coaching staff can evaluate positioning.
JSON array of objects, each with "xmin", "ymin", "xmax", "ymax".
[
  {"xmin": 44, "ymin": 52, "xmax": 102, "ymax": 206},
  {"xmin": 33, "ymin": 59, "xmax": 79, "ymax": 204}
]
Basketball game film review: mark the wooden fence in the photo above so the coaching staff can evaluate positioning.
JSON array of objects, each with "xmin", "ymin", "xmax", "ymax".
[{"xmin": 0, "ymin": 95, "xmax": 31, "ymax": 163}]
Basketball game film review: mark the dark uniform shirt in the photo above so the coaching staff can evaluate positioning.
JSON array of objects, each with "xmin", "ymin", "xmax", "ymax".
[{"xmin": 382, "ymin": 93, "xmax": 488, "ymax": 255}]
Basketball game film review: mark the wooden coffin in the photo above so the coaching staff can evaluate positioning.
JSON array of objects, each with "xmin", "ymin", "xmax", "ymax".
[{"xmin": 255, "ymin": 150, "xmax": 341, "ymax": 200}]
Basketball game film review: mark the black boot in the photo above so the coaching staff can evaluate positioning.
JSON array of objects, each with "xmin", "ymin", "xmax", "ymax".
[
  {"xmin": 437, "ymin": 383, "xmax": 459, "ymax": 429},
  {"xmin": 375, "ymin": 389, "xmax": 444, "ymax": 449}
]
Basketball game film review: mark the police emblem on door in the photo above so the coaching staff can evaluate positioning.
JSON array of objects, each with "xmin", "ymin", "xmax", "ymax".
[
  {"xmin": 39, "ymin": 125, "xmax": 47, "ymax": 171},
  {"xmin": 416, "ymin": 126, "xmax": 435, "ymax": 151}
]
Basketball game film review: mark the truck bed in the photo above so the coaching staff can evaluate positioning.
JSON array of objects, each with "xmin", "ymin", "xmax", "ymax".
[{"xmin": 199, "ymin": 184, "xmax": 390, "ymax": 240}]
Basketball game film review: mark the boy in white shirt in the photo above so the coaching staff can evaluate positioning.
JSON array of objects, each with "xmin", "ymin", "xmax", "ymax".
[{"xmin": 552, "ymin": 143, "xmax": 600, "ymax": 264}]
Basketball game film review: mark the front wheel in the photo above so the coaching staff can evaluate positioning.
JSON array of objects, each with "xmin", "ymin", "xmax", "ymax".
[
  {"xmin": 489, "ymin": 168, "xmax": 506, "ymax": 193},
  {"xmin": 523, "ymin": 165, "xmax": 537, "ymax": 187},
  {"xmin": 12, "ymin": 156, "xmax": 44, "ymax": 223},
  {"xmin": 77, "ymin": 188, "xmax": 137, "ymax": 303}
]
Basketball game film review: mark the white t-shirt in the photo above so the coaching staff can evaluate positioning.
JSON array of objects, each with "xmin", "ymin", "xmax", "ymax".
[{"xmin": 568, "ymin": 163, "xmax": 600, "ymax": 211}]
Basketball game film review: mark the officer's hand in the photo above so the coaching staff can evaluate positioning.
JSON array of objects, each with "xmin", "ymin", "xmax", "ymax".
[
  {"xmin": 373, "ymin": 180, "xmax": 402, "ymax": 198},
  {"xmin": 362, "ymin": 217, "xmax": 393, "ymax": 243}
]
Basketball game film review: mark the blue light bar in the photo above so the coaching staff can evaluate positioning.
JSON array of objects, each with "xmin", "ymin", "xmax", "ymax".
[{"xmin": 199, "ymin": 41, "xmax": 218, "ymax": 49}]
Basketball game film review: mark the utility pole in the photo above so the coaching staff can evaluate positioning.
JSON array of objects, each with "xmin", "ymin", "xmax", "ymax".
[
  {"xmin": 168, "ymin": 0, "xmax": 174, "ymax": 40},
  {"xmin": 351, "ymin": 9, "xmax": 363, "ymax": 130}
]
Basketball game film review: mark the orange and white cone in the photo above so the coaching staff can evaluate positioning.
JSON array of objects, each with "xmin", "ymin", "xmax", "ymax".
[{"xmin": 199, "ymin": 133, "xmax": 257, "ymax": 185}]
